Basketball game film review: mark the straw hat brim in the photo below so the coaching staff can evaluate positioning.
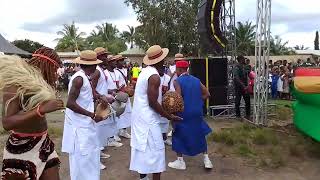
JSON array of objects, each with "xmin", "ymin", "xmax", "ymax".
[
  {"xmin": 143, "ymin": 48, "xmax": 169, "ymax": 66},
  {"xmin": 175, "ymin": 57, "xmax": 185, "ymax": 61},
  {"xmin": 74, "ymin": 57, "xmax": 102, "ymax": 65}
]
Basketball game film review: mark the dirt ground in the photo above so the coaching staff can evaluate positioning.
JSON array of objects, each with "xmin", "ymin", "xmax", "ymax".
[{"xmin": 1, "ymin": 100, "xmax": 320, "ymax": 179}]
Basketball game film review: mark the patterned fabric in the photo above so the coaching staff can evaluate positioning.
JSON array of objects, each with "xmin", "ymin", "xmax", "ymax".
[
  {"xmin": 2, "ymin": 132, "xmax": 60, "ymax": 180},
  {"xmin": 6, "ymin": 134, "xmax": 42, "ymax": 154}
]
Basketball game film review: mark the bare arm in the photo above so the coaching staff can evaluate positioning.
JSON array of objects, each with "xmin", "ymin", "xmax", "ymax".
[
  {"xmin": 148, "ymin": 75, "xmax": 178, "ymax": 120},
  {"xmin": 66, "ymin": 77, "xmax": 94, "ymax": 118},
  {"xmin": 200, "ymin": 83, "xmax": 210, "ymax": 100},
  {"xmin": 1, "ymin": 86, "xmax": 39, "ymax": 131},
  {"xmin": 2, "ymin": 86, "xmax": 64, "ymax": 131},
  {"xmin": 173, "ymin": 80, "xmax": 181, "ymax": 95}
]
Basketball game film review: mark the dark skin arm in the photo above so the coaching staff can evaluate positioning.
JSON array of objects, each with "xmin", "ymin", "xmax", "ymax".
[
  {"xmin": 2, "ymin": 86, "xmax": 41, "ymax": 131},
  {"xmin": 200, "ymin": 83, "xmax": 210, "ymax": 100},
  {"xmin": 148, "ymin": 75, "xmax": 181, "ymax": 121},
  {"xmin": 2, "ymin": 86, "xmax": 64, "ymax": 131},
  {"xmin": 66, "ymin": 77, "xmax": 94, "ymax": 118}
]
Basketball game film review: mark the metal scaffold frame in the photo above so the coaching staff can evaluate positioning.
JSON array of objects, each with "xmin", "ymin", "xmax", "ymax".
[
  {"xmin": 253, "ymin": 0, "xmax": 272, "ymax": 125},
  {"xmin": 220, "ymin": 0, "xmax": 236, "ymax": 104}
]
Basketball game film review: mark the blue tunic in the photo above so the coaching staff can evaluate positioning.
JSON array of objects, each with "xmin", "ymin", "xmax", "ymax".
[{"xmin": 172, "ymin": 75, "xmax": 212, "ymax": 156}]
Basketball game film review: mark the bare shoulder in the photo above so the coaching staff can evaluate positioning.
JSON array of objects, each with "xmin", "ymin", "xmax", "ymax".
[
  {"xmin": 148, "ymin": 74, "xmax": 160, "ymax": 84},
  {"xmin": 72, "ymin": 76, "xmax": 84, "ymax": 89}
]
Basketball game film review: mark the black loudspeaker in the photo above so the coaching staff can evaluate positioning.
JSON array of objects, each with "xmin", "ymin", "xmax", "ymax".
[
  {"xmin": 197, "ymin": 0, "xmax": 227, "ymax": 53},
  {"xmin": 209, "ymin": 86, "xmax": 228, "ymax": 106},
  {"xmin": 189, "ymin": 57, "xmax": 228, "ymax": 86},
  {"xmin": 208, "ymin": 58, "xmax": 228, "ymax": 86},
  {"xmin": 189, "ymin": 59, "xmax": 206, "ymax": 85},
  {"xmin": 189, "ymin": 58, "xmax": 228, "ymax": 108}
]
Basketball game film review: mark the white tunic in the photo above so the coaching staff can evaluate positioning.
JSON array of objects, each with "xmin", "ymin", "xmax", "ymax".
[
  {"xmin": 115, "ymin": 68, "xmax": 132, "ymax": 129},
  {"xmin": 104, "ymin": 69, "xmax": 120, "ymax": 90},
  {"xmin": 96, "ymin": 66, "xmax": 116, "ymax": 147},
  {"xmin": 130, "ymin": 66, "xmax": 165, "ymax": 174},
  {"xmin": 61, "ymin": 70, "xmax": 100, "ymax": 180},
  {"xmin": 169, "ymin": 73, "xmax": 177, "ymax": 91},
  {"xmin": 159, "ymin": 74, "xmax": 170, "ymax": 133},
  {"xmin": 169, "ymin": 65, "xmax": 176, "ymax": 74}
]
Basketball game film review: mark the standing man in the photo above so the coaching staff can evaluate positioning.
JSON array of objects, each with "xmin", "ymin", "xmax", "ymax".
[
  {"xmin": 168, "ymin": 60, "xmax": 213, "ymax": 170},
  {"xmin": 130, "ymin": 45, "xmax": 181, "ymax": 180},
  {"xmin": 168, "ymin": 53, "xmax": 184, "ymax": 91},
  {"xmin": 159, "ymin": 65, "xmax": 172, "ymax": 146},
  {"xmin": 131, "ymin": 63, "xmax": 141, "ymax": 85},
  {"xmin": 62, "ymin": 50, "xmax": 106, "ymax": 180},
  {"xmin": 104, "ymin": 55, "xmax": 124, "ymax": 147},
  {"xmin": 114, "ymin": 54, "xmax": 132, "ymax": 139},
  {"xmin": 234, "ymin": 55, "xmax": 250, "ymax": 120},
  {"xmin": 94, "ymin": 47, "xmax": 114, "ymax": 168}
]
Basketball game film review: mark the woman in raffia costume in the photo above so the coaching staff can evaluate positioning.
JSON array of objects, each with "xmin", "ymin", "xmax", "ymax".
[{"xmin": 0, "ymin": 47, "xmax": 64, "ymax": 180}]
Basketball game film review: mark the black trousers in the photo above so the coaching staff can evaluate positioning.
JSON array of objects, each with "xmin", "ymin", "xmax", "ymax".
[{"xmin": 235, "ymin": 88, "xmax": 251, "ymax": 117}]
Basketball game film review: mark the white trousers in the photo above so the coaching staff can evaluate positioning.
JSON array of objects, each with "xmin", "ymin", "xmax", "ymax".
[
  {"xmin": 97, "ymin": 117, "xmax": 118, "ymax": 147},
  {"xmin": 117, "ymin": 99, "xmax": 132, "ymax": 129},
  {"xmin": 130, "ymin": 133, "xmax": 166, "ymax": 174},
  {"xmin": 68, "ymin": 132, "xmax": 100, "ymax": 180}
]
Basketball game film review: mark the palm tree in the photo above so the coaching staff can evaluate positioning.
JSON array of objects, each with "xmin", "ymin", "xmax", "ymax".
[
  {"xmin": 294, "ymin": 45, "xmax": 309, "ymax": 50},
  {"xmin": 270, "ymin": 35, "xmax": 294, "ymax": 55},
  {"xmin": 95, "ymin": 22, "xmax": 119, "ymax": 42},
  {"xmin": 121, "ymin": 26, "xmax": 135, "ymax": 49},
  {"xmin": 85, "ymin": 22, "xmax": 127, "ymax": 54},
  {"xmin": 235, "ymin": 21, "xmax": 256, "ymax": 55},
  {"xmin": 55, "ymin": 22, "xmax": 86, "ymax": 51}
]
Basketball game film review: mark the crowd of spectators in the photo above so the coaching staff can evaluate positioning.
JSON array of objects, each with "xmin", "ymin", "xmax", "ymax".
[{"xmin": 268, "ymin": 58, "xmax": 319, "ymax": 100}]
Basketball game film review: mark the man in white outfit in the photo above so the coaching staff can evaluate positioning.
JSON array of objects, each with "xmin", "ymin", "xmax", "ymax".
[
  {"xmin": 62, "ymin": 50, "xmax": 112, "ymax": 180},
  {"xmin": 159, "ymin": 65, "xmax": 172, "ymax": 146},
  {"xmin": 114, "ymin": 55, "xmax": 132, "ymax": 139},
  {"xmin": 93, "ymin": 47, "xmax": 116, "ymax": 169},
  {"xmin": 130, "ymin": 45, "xmax": 181, "ymax": 180},
  {"xmin": 104, "ymin": 55, "xmax": 124, "ymax": 147}
]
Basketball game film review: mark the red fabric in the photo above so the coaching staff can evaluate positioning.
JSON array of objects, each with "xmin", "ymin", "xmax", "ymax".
[
  {"xmin": 295, "ymin": 68, "xmax": 320, "ymax": 77},
  {"xmin": 176, "ymin": 60, "xmax": 189, "ymax": 68}
]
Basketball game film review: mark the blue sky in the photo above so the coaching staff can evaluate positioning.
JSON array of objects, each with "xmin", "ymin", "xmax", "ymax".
[{"xmin": 0, "ymin": 0, "xmax": 319, "ymax": 49}]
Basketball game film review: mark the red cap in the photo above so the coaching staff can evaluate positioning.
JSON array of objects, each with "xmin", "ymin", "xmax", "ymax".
[{"xmin": 176, "ymin": 60, "xmax": 189, "ymax": 68}]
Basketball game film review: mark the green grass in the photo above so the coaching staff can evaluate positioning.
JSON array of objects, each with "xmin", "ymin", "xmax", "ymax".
[
  {"xmin": 235, "ymin": 144, "xmax": 256, "ymax": 157},
  {"xmin": 0, "ymin": 128, "xmax": 8, "ymax": 135},
  {"xmin": 209, "ymin": 124, "xmax": 285, "ymax": 168},
  {"xmin": 270, "ymin": 99, "xmax": 293, "ymax": 121},
  {"xmin": 210, "ymin": 124, "xmax": 278, "ymax": 146},
  {"xmin": 48, "ymin": 126, "xmax": 63, "ymax": 138}
]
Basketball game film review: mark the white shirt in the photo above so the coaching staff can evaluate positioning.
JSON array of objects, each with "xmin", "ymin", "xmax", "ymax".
[
  {"xmin": 116, "ymin": 68, "xmax": 127, "ymax": 87},
  {"xmin": 159, "ymin": 74, "xmax": 170, "ymax": 102},
  {"xmin": 169, "ymin": 65, "xmax": 176, "ymax": 74},
  {"xmin": 104, "ymin": 69, "xmax": 120, "ymax": 90},
  {"xmin": 62, "ymin": 70, "xmax": 97, "ymax": 154},
  {"xmin": 131, "ymin": 66, "xmax": 164, "ymax": 152},
  {"xmin": 96, "ymin": 66, "xmax": 108, "ymax": 96},
  {"xmin": 169, "ymin": 73, "xmax": 178, "ymax": 91},
  {"xmin": 118, "ymin": 68, "xmax": 128, "ymax": 78}
]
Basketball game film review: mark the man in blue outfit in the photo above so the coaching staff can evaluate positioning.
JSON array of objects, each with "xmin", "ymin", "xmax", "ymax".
[{"xmin": 168, "ymin": 60, "xmax": 213, "ymax": 170}]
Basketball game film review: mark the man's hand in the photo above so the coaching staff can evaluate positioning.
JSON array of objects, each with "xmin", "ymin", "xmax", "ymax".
[{"xmin": 100, "ymin": 95, "xmax": 115, "ymax": 105}]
